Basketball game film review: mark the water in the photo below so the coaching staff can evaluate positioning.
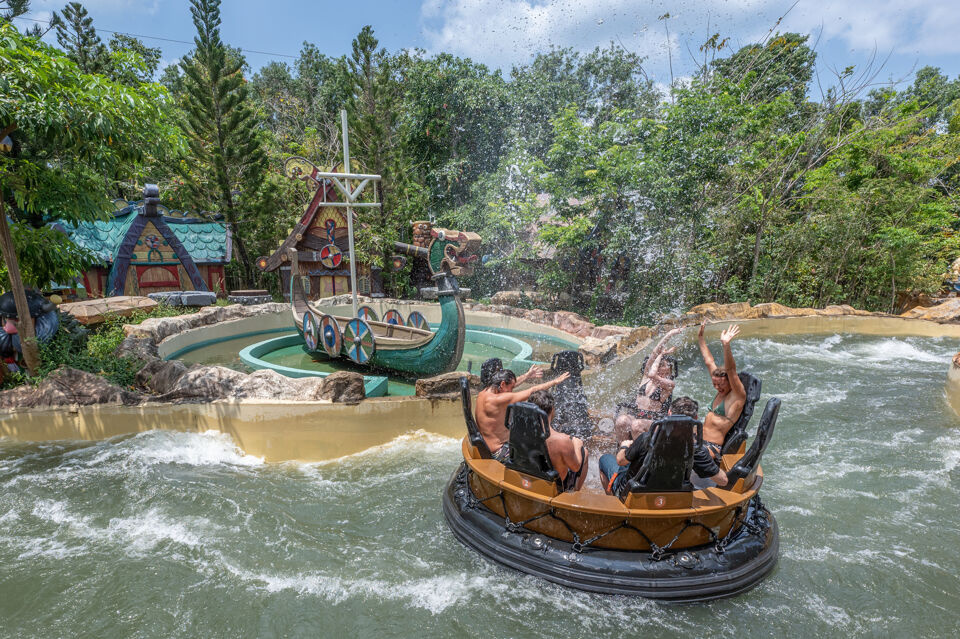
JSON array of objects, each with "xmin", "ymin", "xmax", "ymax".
[
  {"xmin": 177, "ymin": 330, "xmax": 570, "ymax": 396},
  {"xmin": 2, "ymin": 333, "xmax": 959, "ymax": 637}
]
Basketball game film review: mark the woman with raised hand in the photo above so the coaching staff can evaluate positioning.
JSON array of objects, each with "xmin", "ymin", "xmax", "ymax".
[
  {"xmin": 698, "ymin": 322, "xmax": 747, "ymax": 459},
  {"xmin": 615, "ymin": 326, "xmax": 683, "ymax": 439}
]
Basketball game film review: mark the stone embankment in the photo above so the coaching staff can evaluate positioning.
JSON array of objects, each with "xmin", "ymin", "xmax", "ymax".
[
  {"xmin": 0, "ymin": 302, "xmax": 366, "ymax": 410},
  {"xmin": 7, "ymin": 293, "xmax": 960, "ymax": 409}
]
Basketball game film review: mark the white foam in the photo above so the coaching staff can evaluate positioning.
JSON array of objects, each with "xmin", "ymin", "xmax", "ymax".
[
  {"xmin": 125, "ymin": 430, "xmax": 264, "ymax": 467},
  {"xmin": 220, "ymin": 561, "xmax": 509, "ymax": 614}
]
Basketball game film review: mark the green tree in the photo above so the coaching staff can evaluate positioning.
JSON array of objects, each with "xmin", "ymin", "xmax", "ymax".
[
  {"xmin": 52, "ymin": 2, "xmax": 107, "ymax": 74},
  {"xmin": 179, "ymin": 0, "xmax": 266, "ymax": 287},
  {"xmin": 107, "ymin": 33, "xmax": 161, "ymax": 85},
  {"xmin": 0, "ymin": 22, "xmax": 177, "ymax": 372}
]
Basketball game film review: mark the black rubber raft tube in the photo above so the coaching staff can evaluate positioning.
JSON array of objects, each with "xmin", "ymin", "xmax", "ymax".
[{"xmin": 442, "ymin": 464, "xmax": 779, "ymax": 602}]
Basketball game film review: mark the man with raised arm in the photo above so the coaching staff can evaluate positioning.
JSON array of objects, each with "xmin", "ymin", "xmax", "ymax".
[
  {"xmin": 698, "ymin": 323, "xmax": 747, "ymax": 459},
  {"xmin": 476, "ymin": 369, "xmax": 570, "ymax": 462}
]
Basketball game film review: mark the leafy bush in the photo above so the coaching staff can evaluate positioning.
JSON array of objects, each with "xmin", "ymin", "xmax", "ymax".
[{"xmin": 2, "ymin": 303, "xmax": 196, "ymax": 390}]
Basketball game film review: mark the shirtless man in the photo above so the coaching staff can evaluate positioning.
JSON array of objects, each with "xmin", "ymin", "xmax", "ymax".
[
  {"xmin": 476, "ymin": 369, "xmax": 570, "ymax": 461},
  {"xmin": 698, "ymin": 322, "xmax": 746, "ymax": 459},
  {"xmin": 615, "ymin": 327, "xmax": 683, "ymax": 440},
  {"xmin": 528, "ymin": 389, "xmax": 588, "ymax": 492}
]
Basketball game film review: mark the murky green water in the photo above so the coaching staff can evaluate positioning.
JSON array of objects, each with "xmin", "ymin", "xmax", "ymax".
[{"xmin": 2, "ymin": 333, "xmax": 959, "ymax": 637}]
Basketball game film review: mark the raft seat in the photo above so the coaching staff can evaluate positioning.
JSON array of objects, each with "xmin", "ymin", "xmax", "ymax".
[
  {"xmin": 724, "ymin": 397, "xmax": 781, "ymax": 492},
  {"xmin": 619, "ymin": 416, "xmax": 701, "ymax": 509},
  {"xmin": 720, "ymin": 372, "xmax": 762, "ymax": 457},
  {"xmin": 480, "ymin": 357, "xmax": 503, "ymax": 388},
  {"xmin": 460, "ymin": 376, "xmax": 492, "ymax": 460},
  {"xmin": 502, "ymin": 402, "xmax": 562, "ymax": 498}
]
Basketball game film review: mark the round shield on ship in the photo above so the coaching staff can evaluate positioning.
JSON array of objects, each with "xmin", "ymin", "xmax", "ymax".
[
  {"xmin": 319, "ymin": 244, "xmax": 343, "ymax": 269},
  {"xmin": 357, "ymin": 305, "xmax": 378, "ymax": 322},
  {"xmin": 344, "ymin": 318, "xmax": 376, "ymax": 364},
  {"xmin": 383, "ymin": 309, "xmax": 405, "ymax": 326},
  {"xmin": 302, "ymin": 312, "xmax": 319, "ymax": 351},
  {"xmin": 406, "ymin": 311, "xmax": 429, "ymax": 330},
  {"xmin": 318, "ymin": 314, "xmax": 342, "ymax": 357}
]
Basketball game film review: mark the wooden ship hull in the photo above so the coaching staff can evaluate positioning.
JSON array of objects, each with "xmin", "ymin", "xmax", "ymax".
[{"xmin": 289, "ymin": 250, "xmax": 465, "ymax": 376}]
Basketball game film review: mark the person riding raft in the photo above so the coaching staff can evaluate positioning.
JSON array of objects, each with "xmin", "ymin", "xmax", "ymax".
[
  {"xmin": 698, "ymin": 322, "xmax": 747, "ymax": 459},
  {"xmin": 615, "ymin": 327, "xmax": 682, "ymax": 440}
]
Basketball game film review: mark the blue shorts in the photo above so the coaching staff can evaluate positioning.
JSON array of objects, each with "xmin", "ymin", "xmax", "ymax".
[{"xmin": 598, "ymin": 453, "xmax": 629, "ymax": 494}]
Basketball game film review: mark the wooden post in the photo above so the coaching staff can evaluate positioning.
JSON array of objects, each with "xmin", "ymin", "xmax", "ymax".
[{"xmin": 0, "ymin": 197, "xmax": 40, "ymax": 375}]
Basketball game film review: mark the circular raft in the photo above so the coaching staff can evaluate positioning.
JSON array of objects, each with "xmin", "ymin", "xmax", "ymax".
[
  {"xmin": 319, "ymin": 314, "xmax": 342, "ymax": 357},
  {"xmin": 383, "ymin": 309, "xmax": 405, "ymax": 326},
  {"xmin": 357, "ymin": 305, "xmax": 378, "ymax": 322},
  {"xmin": 406, "ymin": 311, "xmax": 429, "ymax": 331},
  {"xmin": 302, "ymin": 312, "xmax": 319, "ymax": 351},
  {"xmin": 343, "ymin": 318, "xmax": 376, "ymax": 364},
  {"xmin": 443, "ymin": 464, "xmax": 779, "ymax": 602},
  {"xmin": 319, "ymin": 244, "xmax": 343, "ymax": 269}
]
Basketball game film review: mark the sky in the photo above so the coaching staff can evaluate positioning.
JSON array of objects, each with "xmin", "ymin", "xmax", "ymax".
[{"xmin": 17, "ymin": 0, "xmax": 960, "ymax": 94}]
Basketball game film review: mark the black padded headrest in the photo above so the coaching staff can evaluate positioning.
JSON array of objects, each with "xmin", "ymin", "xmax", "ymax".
[
  {"xmin": 721, "ymin": 372, "xmax": 762, "ymax": 456},
  {"xmin": 460, "ymin": 376, "xmax": 492, "ymax": 459},
  {"xmin": 724, "ymin": 397, "xmax": 780, "ymax": 487},
  {"xmin": 480, "ymin": 357, "xmax": 503, "ymax": 388},
  {"xmin": 622, "ymin": 416, "xmax": 700, "ymax": 496},
  {"xmin": 551, "ymin": 350, "xmax": 584, "ymax": 377},
  {"xmin": 504, "ymin": 402, "xmax": 560, "ymax": 487}
]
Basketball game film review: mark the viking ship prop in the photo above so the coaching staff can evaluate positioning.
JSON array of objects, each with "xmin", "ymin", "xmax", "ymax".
[
  {"xmin": 443, "ymin": 370, "xmax": 781, "ymax": 601},
  {"xmin": 279, "ymin": 110, "xmax": 466, "ymax": 377}
]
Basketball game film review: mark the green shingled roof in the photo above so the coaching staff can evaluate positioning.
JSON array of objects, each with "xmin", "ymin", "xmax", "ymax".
[
  {"xmin": 56, "ymin": 205, "xmax": 230, "ymax": 265},
  {"xmin": 59, "ymin": 211, "xmax": 135, "ymax": 262},
  {"xmin": 168, "ymin": 220, "xmax": 230, "ymax": 263}
]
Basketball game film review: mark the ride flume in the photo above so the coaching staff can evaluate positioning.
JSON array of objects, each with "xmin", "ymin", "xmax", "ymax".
[
  {"xmin": 443, "ymin": 373, "xmax": 782, "ymax": 601},
  {"xmin": 289, "ymin": 247, "xmax": 466, "ymax": 376}
]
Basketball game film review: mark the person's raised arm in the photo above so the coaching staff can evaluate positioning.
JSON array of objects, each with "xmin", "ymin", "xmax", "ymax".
[
  {"xmin": 646, "ymin": 347, "xmax": 678, "ymax": 387},
  {"xmin": 507, "ymin": 372, "xmax": 570, "ymax": 403},
  {"xmin": 644, "ymin": 327, "xmax": 682, "ymax": 376},
  {"xmin": 698, "ymin": 322, "xmax": 718, "ymax": 373},
  {"xmin": 720, "ymin": 325, "xmax": 745, "ymax": 398},
  {"xmin": 515, "ymin": 364, "xmax": 544, "ymax": 386}
]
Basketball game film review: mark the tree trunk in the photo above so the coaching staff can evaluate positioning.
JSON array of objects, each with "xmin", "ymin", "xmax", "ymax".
[
  {"xmin": 0, "ymin": 198, "xmax": 40, "ymax": 375},
  {"xmin": 749, "ymin": 201, "xmax": 768, "ymax": 287}
]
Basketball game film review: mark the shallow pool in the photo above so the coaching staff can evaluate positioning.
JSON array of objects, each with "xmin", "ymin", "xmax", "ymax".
[{"xmin": 2, "ymin": 332, "xmax": 959, "ymax": 637}]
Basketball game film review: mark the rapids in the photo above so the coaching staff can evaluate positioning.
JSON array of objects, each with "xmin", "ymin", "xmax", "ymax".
[{"xmin": 1, "ymin": 332, "xmax": 959, "ymax": 637}]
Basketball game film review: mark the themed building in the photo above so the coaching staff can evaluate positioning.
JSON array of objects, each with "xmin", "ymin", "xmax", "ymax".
[
  {"xmin": 257, "ymin": 172, "xmax": 383, "ymax": 300},
  {"xmin": 53, "ymin": 185, "xmax": 231, "ymax": 298}
]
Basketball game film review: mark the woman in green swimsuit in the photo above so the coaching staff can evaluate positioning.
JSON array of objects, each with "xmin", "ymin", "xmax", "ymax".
[{"xmin": 698, "ymin": 322, "xmax": 747, "ymax": 458}]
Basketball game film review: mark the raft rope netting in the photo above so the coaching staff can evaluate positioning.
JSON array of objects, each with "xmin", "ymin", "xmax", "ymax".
[{"xmin": 453, "ymin": 466, "xmax": 770, "ymax": 561}]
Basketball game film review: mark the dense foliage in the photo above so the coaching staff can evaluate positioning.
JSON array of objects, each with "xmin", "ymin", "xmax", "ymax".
[{"xmin": 4, "ymin": 1, "xmax": 960, "ymax": 325}]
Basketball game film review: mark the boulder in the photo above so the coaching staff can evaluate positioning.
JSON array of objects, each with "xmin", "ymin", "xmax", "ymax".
[
  {"xmin": 135, "ymin": 359, "xmax": 189, "ymax": 394},
  {"xmin": 901, "ymin": 298, "xmax": 960, "ymax": 323},
  {"xmin": 590, "ymin": 324, "xmax": 634, "ymax": 340},
  {"xmin": 115, "ymin": 335, "xmax": 159, "ymax": 362},
  {"xmin": 415, "ymin": 371, "xmax": 481, "ymax": 399},
  {"xmin": 319, "ymin": 371, "xmax": 366, "ymax": 403},
  {"xmin": 579, "ymin": 336, "xmax": 619, "ymax": 367},
  {"xmin": 616, "ymin": 326, "xmax": 654, "ymax": 355},
  {"xmin": 0, "ymin": 367, "xmax": 142, "ymax": 409}
]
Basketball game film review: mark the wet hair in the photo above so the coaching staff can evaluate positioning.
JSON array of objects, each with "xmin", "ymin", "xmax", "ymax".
[
  {"xmin": 488, "ymin": 369, "xmax": 517, "ymax": 390},
  {"xmin": 640, "ymin": 354, "xmax": 679, "ymax": 379},
  {"xmin": 711, "ymin": 368, "xmax": 728, "ymax": 379},
  {"xmin": 670, "ymin": 396, "xmax": 699, "ymax": 419},
  {"xmin": 528, "ymin": 389, "xmax": 554, "ymax": 417}
]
